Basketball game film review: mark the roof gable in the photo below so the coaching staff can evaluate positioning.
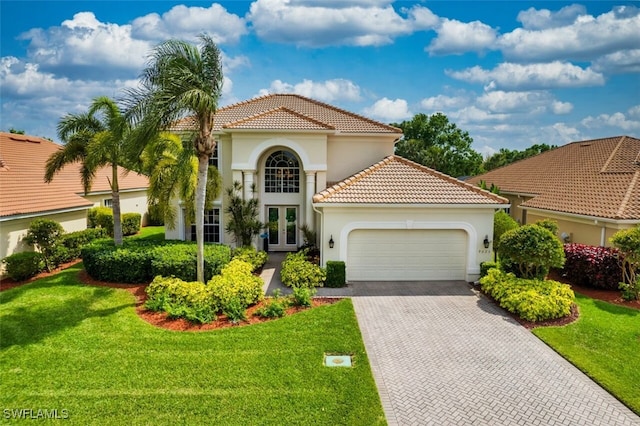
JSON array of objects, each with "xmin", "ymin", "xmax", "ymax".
[
  {"xmin": 0, "ymin": 132, "xmax": 148, "ymax": 218},
  {"xmin": 222, "ymin": 106, "xmax": 335, "ymax": 131},
  {"xmin": 314, "ymin": 155, "xmax": 508, "ymax": 205},
  {"xmin": 467, "ymin": 136, "xmax": 640, "ymax": 220}
]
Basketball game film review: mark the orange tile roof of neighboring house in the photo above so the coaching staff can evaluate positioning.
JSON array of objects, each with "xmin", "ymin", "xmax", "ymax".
[
  {"xmin": 0, "ymin": 132, "xmax": 149, "ymax": 218},
  {"xmin": 313, "ymin": 155, "xmax": 509, "ymax": 205},
  {"xmin": 466, "ymin": 136, "xmax": 640, "ymax": 220},
  {"xmin": 171, "ymin": 94, "xmax": 402, "ymax": 134}
]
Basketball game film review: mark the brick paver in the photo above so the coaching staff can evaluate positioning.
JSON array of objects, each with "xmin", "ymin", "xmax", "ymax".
[{"xmin": 350, "ymin": 281, "xmax": 640, "ymax": 426}]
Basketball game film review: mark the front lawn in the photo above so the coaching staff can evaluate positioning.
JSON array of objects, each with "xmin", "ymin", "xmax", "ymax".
[
  {"xmin": 0, "ymin": 264, "xmax": 385, "ymax": 425},
  {"xmin": 533, "ymin": 293, "xmax": 640, "ymax": 415}
]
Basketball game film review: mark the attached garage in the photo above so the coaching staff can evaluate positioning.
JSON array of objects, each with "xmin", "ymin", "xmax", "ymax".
[{"xmin": 347, "ymin": 229, "xmax": 467, "ymax": 281}]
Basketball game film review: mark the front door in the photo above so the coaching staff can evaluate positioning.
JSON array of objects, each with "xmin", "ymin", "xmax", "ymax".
[{"xmin": 266, "ymin": 206, "xmax": 298, "ymax": 251}]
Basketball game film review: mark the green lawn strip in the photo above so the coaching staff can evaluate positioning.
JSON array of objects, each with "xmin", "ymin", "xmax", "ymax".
[
  {"xmin": 0, "ymin": 264, "xmax": 385, "ymax": 425},
  {"xmin": 127, "ymin": 226, "xmax": 165, "ymax": 241},
  {"xmin": 533, "ymin": 293, "xmax": 640, "ymax": 415}
]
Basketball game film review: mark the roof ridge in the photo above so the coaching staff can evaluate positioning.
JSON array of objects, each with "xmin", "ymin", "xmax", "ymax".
[
  {"xmin": 391, "ymin": 155, "xmax": 508, "ymax": 203},
  {"xmin": 313, "ymin": 156, "xmax": 393, "ymax": 202},
  {"xmin": 616, "ymin": 169, "xmax": 640, "ymax": 219},
  {"xmin": 222, "ymin": 106, "xmax": 336, "ymax": 129},
  {"xmin": 216, "ymin": 93, "xmax": 278, "ymax": 113},
  {"xmin": 600, "ymin": 135, "xmax": 625, "ymax": 173}
]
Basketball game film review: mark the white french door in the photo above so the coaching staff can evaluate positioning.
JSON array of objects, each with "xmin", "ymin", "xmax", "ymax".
[{"xmin": 266, "ymin": 206, "xmax": 298, "ymax": 251}]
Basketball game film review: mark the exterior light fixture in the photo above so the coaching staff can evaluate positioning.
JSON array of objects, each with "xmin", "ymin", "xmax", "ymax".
[
  {"xmin": 329, "ymin": 235, "xmax": 335, "ymax": 249},
  {"xmin": 483, "ymin": 235, "xmax": 490, "ymax": 249}
]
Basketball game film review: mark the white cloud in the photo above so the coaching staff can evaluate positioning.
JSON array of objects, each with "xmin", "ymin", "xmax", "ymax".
[
  {"xmin": 551, "ymin": 122, "xmax": 581, "ymax": 142},
  {"xmin": 420, "ymin": 94, "xmax": 468, "ymax": 111},
  {"xmin": 131, "ymin": 3, "xmax": 247, "ymax": 44},
  {"xmin": 499, "ymin": 5, "xmax": 640, "ymax": 62},
  {"xmin": 450, "ymin": 106, "xmax": 509, "ymax": 123},
  {"xmin": 627, "ymin": 105, "xmax": 640, "ymax": 118},
  {"xmin": 447, "ymin": 62, "xmax": 605, "ymax": 90},
  {"xmin": 516, "ymin": 4, "xmax": 587, "ymax": 30},
  {"xmin": 551, "ymin": 101, "xmax": 573, "ymax": 115},
  {"xmin": 476, "ymin": 91, "xmax": 554, "ymax": 114},
  {"xmin": 258, "ymin": 78, "xmax": 362, "ymax": 103},
  {"xmin": 247, "ymin": 0, "xmax": 435, "ymax": 47},
  {"xmin": 592, "ymin": 49, "xmax": 640, "ymax": 74},
  {"xmin": 581, "ymin": 112, "xmax": 640, "ymax": 131},
  {"xmin": 363, "ymin": 98, "xmax": 412, "ymax": 122},
  {"xmin": 427, "ymin": 19, "xmax": 497, "ymax": 56}
]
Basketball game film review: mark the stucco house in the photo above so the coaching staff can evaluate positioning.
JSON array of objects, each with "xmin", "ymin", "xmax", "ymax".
[
  {"xmin": 168, "ymin": 94, "xmax": 508, "ymax": 282},
  {"xmin": 467, "ymin": 136, "xmax": 640, "ymax": 247},
  {"xmin": 0, "ymin": 132, "xmax": 149, "ymax": 266}
]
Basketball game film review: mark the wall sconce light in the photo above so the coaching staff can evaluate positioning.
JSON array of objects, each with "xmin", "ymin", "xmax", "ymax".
[
  {"xmin": 329, "ymin": 235, "xmax": 335, "ymax": 249},
  {"xmin": 483, "ymin": 235, "xmax": 490, "ymax": 249}
]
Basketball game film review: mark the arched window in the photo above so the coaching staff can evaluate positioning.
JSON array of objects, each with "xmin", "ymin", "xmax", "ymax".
[{"xmin": 264, "ymin": 150, "xmax": 300, "ymax": 193}]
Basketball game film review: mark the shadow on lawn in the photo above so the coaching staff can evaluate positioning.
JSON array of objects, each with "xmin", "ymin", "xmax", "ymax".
[{"xmin": 0, "ymin": 268, "xmax": 132, "ymax": 348}]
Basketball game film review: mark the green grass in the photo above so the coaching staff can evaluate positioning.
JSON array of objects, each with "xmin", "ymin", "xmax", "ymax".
[
  {"xmin": 0, "ymin": 265, "xmax": 385, "ymax": 425},
  {"xmin": 128, "ymin": 226, "xmax": 165, "ymax": 241},
  {"xmin": 533, "ymin": 293, "xmax": 640, "ymax": 415}
]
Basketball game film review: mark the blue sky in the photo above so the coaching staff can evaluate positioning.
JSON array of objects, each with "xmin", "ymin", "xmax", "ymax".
[{"xmin": 1, "ymin": 1, "xmax": 639, "ymax": 155}]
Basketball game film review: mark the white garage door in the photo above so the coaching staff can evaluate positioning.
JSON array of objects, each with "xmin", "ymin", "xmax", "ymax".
[{"xmin": 347, "ymin": 229, "xmax": 467, "ymax": 281}]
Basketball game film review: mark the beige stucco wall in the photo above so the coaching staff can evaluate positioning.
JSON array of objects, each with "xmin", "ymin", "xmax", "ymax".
[
  {"xmin": 327, "ymin": 135, "xmax": 396, "ymax": 183},
  {"xmin": 316, "ymin": 205, "xmax": 497, "ymax": 282},
  {"xmin": 502, "ymin": 193, "xmax": 532, "ymax": 224},
  {"xmin": 526, "ymin": 211, "xmax": 637, "ymax": 247},
  {"xmin": 0, "ymin": 209, "xmax": 89, "ymax": 274}
]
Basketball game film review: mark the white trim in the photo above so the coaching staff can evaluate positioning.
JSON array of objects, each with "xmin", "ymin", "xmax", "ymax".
[
  {"xmin": 0, "ymin": 206, "xmax": 92, "ymax": 222},
  {"xmin": 523, "ymin": 206, "xmax": 640, "ymax": 225},
  {"xmin": 232, "ymin": 137, "xmax": 327, "ymax": 172},
  {"xmin": 339, "ymin": 221, "xmax": 480, "ymax": 279},
  {"xmin": 83, "ymin": 187, "xmax": 147, "ymax": 196},
  {"xmin": 314, "ymin": 203, "xmax": 509, "ymax": 210}
]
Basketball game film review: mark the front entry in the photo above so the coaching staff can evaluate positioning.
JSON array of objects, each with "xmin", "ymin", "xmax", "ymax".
[{"xmin": 266, "ymin": 206, "xmax": 298, "ymax": 251}]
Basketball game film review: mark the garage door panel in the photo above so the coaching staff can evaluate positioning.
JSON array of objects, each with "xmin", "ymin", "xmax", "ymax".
[{"xmin": 347, "ymin": 229, "xmax": 467, "ymax": 281}]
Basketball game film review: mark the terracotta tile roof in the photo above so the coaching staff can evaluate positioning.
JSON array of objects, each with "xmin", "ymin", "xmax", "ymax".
[
  {"xmin": 467, "ymin": 136, "xmax": 640, "ymax": 220},
  {"xmin": 0, "ymin": 132, "xmax": 149, "ymax": 218},
  {"xmin": 313, "ymin": 155, "xmax": 509, "ymax": 205},
  {"xmin": 171, "ymin": 94, "xmax": 402, "ymax": 134}
]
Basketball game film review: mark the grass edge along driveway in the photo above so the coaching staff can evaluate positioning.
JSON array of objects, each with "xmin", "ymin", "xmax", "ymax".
[
  {"xmin": 533, "ymin": 293, "xmax": 640, "ymax": 415},
  {"xmin": 0, "ymin": 264, "xmax": 386, "ymax": 425}
]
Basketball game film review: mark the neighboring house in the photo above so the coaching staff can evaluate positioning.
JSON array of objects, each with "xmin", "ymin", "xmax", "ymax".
[
  {"xmin": 169, "ymin": 94, "xmax": 508, "ymax": 282},
  {"xmin": 0, "ymin": 132, "xmax": 149, "ymax": 266},
  {"xmin": 467, "ymin": 136, "xmax": 640, "ymax": 247}
]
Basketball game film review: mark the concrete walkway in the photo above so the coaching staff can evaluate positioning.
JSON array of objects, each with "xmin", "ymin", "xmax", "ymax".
[{"xmin": 260, "ymin": 254, "xmax": 640, "ymax": 426}]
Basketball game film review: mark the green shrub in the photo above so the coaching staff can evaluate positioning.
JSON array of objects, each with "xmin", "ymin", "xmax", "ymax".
[
  {"xmin": 231, "ymin": 246, "xmax": 268, "ymax": 271},
  {"xmin": 610, "ymin": 225, "xmax": 640, "ymax": 301},
  {"xmin": 534, "ymin": 218, "xmax": 559, "ymax": 236},
  {"xmin": 82, "ymin": 240, "xmax": 231, "ymax": 283},
  {"xmin": 60, "ymin": 228, "xmax": 107, "ymax": 260},
  {"xmin": 493, "ymin": 211, "xmax": 518, "ymax": 257},
  {"xmin": 480, "ymin": 269, "xmax": 574, "ymax": 322},
  {"xmin": 480, "ymin": 261, "xmax": 498, "ymax": 278},
  {"xmin": 88, "ymin": 207, "xmax": 114, "ymax": 235},
  {"xmin": 147, "ymin": 202, "xmax": 165, "ymax": 226},
  {"xmin": 280, "ymin": 251, "xmax": 326, "ymax": 288},
  {"xmin": 221, "ymin": 296, "xmax": 247, "ymax": 323},
  {"xmin": 2, "ymin": 252, "xmax": 44, "ymax": 281},
  {"xmin": 498, "ymin": 224, "xmax": 565, "ymax": 279},
  {"xmin": 24, "ymin": 219, "xmax": 65, "ymax": 271},
  {"xmin": 255, "ymin": 290, "xmax": 287, "ymax": 318},
  {"xmin": 122, "ymin": 213, "xmax": 141, "ymax": 236},
  {"xmin": 145, "ymin": 276, "xmax": 216, "ymax": 324},
  {"xmin": 290, "ymin": 286, "xmax": 316, "ymax": 307},
  {"xmin": 207, "ymin": 259, "xmax": 264, "ymax": 311},
  {"xmin": 325, "ymin": 261, "xmax": 346, "ymax": 288}
]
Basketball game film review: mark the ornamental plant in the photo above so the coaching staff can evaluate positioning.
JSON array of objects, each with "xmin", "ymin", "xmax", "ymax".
[
  {"xmin": 498, "ymin": 224, "xmax": 565, "ymax": 279},
  {"xmin": 562, "ymin": 244, "xmax": 621, "ymax": 290},
  {"xmin": 610, "ymin": 226, "xmax": 640, "ymax": 300},
  {"xmin": 24, "ymin": 219, "xmax": 65, "ymax": 272},
  {"xmin": 280, "ymin": 250, "xmax": 326, "ymax": 288},
  {"xmin": 493, "ymin": 211, "xmax": 518, "ymax": 260}
]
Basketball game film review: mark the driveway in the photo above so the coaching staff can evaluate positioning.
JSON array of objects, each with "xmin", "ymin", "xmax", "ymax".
[{"xmin": 350, "ymin": 281, "xmax": 640, "ymax": 426}]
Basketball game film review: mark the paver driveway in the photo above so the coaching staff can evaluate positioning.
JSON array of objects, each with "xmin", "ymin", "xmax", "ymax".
[{"xmin": 350, "ymin": 281, "xmax": 640, "ymax": 426}]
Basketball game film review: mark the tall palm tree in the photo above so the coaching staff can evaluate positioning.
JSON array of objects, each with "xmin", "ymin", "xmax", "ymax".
[
  {"xmin": 45, "ymin": 96, "xmax": 131, "ymax": 245},
  {"xmin": 126, "ymin": 34, "xmax": 223, "ymax": 283},
  {"xmin": 140, "ymin": 132, "xmax": 221, "ymax": 231}
]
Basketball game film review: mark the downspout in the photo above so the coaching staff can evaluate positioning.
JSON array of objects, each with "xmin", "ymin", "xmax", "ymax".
[{"xmin": 312, "ymin": 203, "xmax": 324, "ymax": 266}]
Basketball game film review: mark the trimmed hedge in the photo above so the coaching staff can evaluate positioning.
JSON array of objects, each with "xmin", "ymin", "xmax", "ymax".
[
  {"xmin": 82, "ymin": 240, "xmax": 231, "ymax": 283},
  {"xmin": 562, "ymin": 243, "xmax": 622, "ymax": 290},
  {"xmin": 325, "ymin": 261, "xmax": 346, "ymax": 288},
  {"xmin": 122, "ymin": 213, "xmax": 141, "ymax": 236},
  {"xmin": 87, "ymin": 208, "xmax": 141, "ymax": 236},
  {"xmin": 231, "ymin": 246, "xmax": 268, "ymax": 272},
  {"xmin": 2, "ymin": 252, "xmax": 44, "ymax": 281},
  {"xmin": 208, "ymin": 259, "xmax": 264, "ymax": 310},
  {"xmin": 480, "ymin": 268, "xmax": 574, "ymax": 322},
  {"xmin": 280, "ymin": 250, "xmax": 326, "ymax": 288},
  {"xmin": 480, "ymin": 261, "xmax": 498, "ymax": 278},
  {"xmin": 60, "ymin": 228, "xmax": 107, "ymax": 260}
]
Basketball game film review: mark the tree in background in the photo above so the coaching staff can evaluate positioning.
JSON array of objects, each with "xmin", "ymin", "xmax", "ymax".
[
  {"xmin": 482, "ymin": 144, "xmax": 556, "ymax": 171},
  {"xmin": 126, "ymin": 34, "xmax": 223, "ymax": 283},
  {"xmin": 393, "ymin": 113, "xmax": 483, "ymax": 178},
  {"xmin": 45, "ymin": 96, "xmax": 131, "ymax": 246}
]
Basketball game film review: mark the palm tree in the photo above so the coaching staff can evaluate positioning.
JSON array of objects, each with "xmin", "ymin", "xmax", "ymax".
[
  {"xmin": 45, "ymin": 96, "xmax": 131, "ymax": 245},
  {"xmin": 125, "ymin": 34, "xmax": 223, "ymax": 283},
  {"xmin": 140, "ymin": 132, "xmax": 221, "ymax": 231}
]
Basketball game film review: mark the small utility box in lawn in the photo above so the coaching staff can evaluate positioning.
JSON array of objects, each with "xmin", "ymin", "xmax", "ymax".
[{"xmin": 324, "ymin": 354, "xmax": 352, "ymax": 367}]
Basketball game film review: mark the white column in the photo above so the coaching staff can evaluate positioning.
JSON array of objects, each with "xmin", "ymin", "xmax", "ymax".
[
  {"xmin": 305, "ymin": 171, "xmax": 316, "ymax": 228},
  {"xmin": 243, "ymin": 170, "xmax": 255, "ymax": 200}
]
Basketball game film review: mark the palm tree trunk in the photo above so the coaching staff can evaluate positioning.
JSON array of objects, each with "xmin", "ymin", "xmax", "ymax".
[
  {"xmin": 195, "ymin": 154, "xmax": 209, "ymax": 283},
  {"xmin": 112, "ymin": 164, "xmax": 123, "ymax": 246}
]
